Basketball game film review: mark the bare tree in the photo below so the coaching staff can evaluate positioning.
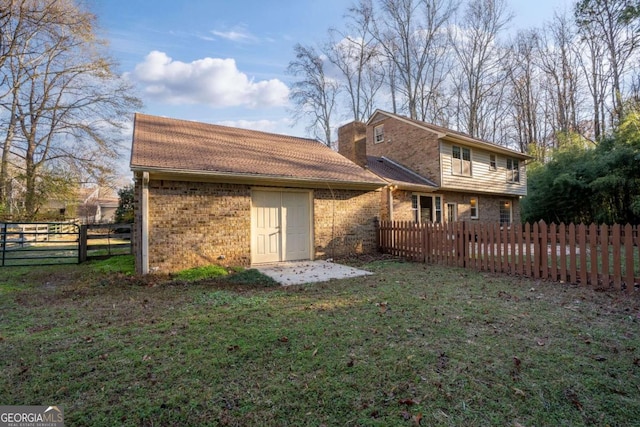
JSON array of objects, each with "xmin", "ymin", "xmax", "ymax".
[
  {"xmin": 575, "ymin": 0, "xmax": 640, "ymax": 133},
  {"xmin": 369, "ymin": 0, "xmax": 459, "ymax": 120},
  {"xmin": 505, "ymin": 30, "xmax": 542, "ymax": 153},
  {"xmin": 0, "ymin": 0, "xmax": 140, "ymax": 218},
  {"xmin": 287, "ymin": 43, "xmax": 340, "ymax": 146},
  {"xmin": 535, "ymin": 13, "xmax": 587, "ymax": 147},
  {"xmin": 326, "ymin": 0, "xmax": 384, "ymax": 122},
  {"xmin": 450, "ymin": 0, "xmax": 513, "ymax": 140}
]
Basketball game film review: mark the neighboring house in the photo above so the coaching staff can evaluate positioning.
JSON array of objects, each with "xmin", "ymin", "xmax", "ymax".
[
  {"xmin": 43, "ymin": 186, "xmax": 119, "ymax": 223},
  {"xmin": 76, "ymin": 187, "xmax": 119, "ymax": 224},
  {"xmin": 338, "ymin": 110, "xmax": 531, "ymax": 225},
  {"xmin": 130, "ymin": 113, "xmax": 386, "ymax": 274}
]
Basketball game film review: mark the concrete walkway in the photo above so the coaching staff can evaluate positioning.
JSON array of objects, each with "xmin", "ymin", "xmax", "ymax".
[{"xmin": 255, "ymin": 260, "xmax": 373, "ymax": 286}]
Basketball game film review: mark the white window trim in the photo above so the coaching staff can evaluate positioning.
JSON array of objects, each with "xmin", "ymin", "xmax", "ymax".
[
  {"xmin": 451, "ymin": 145, "xmax": 472, "ymax": 177},
  {"xmin": 446, "ymin": 202, "xmax": 457, "ymax": 223},
  {"xmin": 412, "ymin": 193, "xmax": 443, "ymax": 224},
  {"xmin": 499, "ymin": 200, "xmax": 513, "ymax": 225},
  {"xmin": 374, "ymin": 124, "xmax": 384, "ymax": 144},
  {"xmin": 489, "ymin": 154, "xmax": 497, "ymax": 171},
  {"xmin": 506, "ymin": 158, "xmax": 520, "ymax": 183}
]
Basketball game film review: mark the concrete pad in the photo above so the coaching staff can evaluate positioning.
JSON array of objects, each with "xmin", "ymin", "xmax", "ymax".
[{"xmin": 254, "ymin": 260, "xmax": 373, "ymax": 286}]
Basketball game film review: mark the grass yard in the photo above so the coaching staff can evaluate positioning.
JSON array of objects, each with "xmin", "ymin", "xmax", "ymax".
[{"xmin": 1, "ymin": 256, "xmax": 639, "ymax": 426}]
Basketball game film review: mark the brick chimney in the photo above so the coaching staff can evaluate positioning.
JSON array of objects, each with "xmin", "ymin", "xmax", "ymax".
[{"xmin": 337, "ymin": 121, "xmax": 367, "ymax": 167}]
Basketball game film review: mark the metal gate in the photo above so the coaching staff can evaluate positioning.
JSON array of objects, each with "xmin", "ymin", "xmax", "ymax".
[{"xmin": 0, "ymin": 222, "xmax": 80, "ymax": 266}]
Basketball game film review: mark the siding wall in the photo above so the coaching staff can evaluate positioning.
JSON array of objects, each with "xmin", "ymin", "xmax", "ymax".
[{"xmin": 440, "ymin": 141, "xmax": 527, "ymax": 196}]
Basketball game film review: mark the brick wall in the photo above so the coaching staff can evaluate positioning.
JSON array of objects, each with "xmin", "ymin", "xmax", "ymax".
[
  {"xmin": 391, "ymin": 190, "xmax": 415, "ymax": 222},
  {"xmin": 337, "ymin": 122, "xmax": 367, "ymax": 167},
  {"xmin": 313, "ymin": 188, "xmax": 381, "ymax": 258},
  {"xmin": 389, "ymin": 189, "xmax": 521, "ymax": 224},
  {"xmin": 134, "ymin": 177, "xmax": 382, "ymax": 273},
  {"xmin": 366, "ymin": 117, "xmax": 441, "ymax": 185},
  {"xmin": 143, "ymin": 179, "xmax": 252, "ymax": 273}
]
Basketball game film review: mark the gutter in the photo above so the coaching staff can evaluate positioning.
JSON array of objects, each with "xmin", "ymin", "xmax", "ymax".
[
  {"xmin": 440, "ymin": 135, "xmax": 531, "ymax": 159},
  {"xmin": 130, "ymin": 166, "xmax": 386, "ymax": 191}
]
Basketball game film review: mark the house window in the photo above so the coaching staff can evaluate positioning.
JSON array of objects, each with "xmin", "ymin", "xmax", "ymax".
[
  {"xmin": 446, "ymin": 203, "xmax": 457, "ymax": 223},
  {"xmin": 506, "ymin": 158, "xmax": 520, "ymax": 183},
  {"xmin": 374, "ymin": 124, "xmax": 384, "ymax": 143},
  {"xmin": 452, "ymin": 145, "xmax": 471, "ymax": 176},
  {"xmin": 411, "ymin": 194, "xmax": 442, "ymax": 224},
  {"xmin": 499, "ymin": 200, "xmax": 512, "ymax": 225},
  {"xmin": 489, "ymin": 154, "xmax": 497, "ymax": 171},
  {"xmin": 470, "ymin": 197, "xmax": 478, "ymax": 219}
]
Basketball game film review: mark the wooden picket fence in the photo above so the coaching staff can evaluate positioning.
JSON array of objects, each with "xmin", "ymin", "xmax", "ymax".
[{"xmin": 377, "ymin": 220, "xmax": 640, "ymax": 293}]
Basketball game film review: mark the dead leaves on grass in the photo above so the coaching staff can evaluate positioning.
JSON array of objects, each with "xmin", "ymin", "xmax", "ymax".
[
  {"xmin": 375, "ymin": 301, "xmax": 391, "ymax": 314},
  {"xmin": 564, "ymin": 388, "xmax": 583, "ymax": 411},
  {"xmin": 400, "ymin": 410, "xmax": 423, "ymax": 425}
]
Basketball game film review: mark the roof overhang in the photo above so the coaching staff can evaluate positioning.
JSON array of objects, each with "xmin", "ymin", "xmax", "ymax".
[
  {"xmin": 387, "ymin": 181, "xmax": 438, "ymax": 193},
  {"xmin": 439, "ymin": 185, "xmax": 526, "ymax": 197},
  {"xmin": 440, "ymin": 135, "xmax": 531, "ymax": 160},
  {"xmin": 131, "ymin": 166, "xmax": 386, "ymax": 191}
]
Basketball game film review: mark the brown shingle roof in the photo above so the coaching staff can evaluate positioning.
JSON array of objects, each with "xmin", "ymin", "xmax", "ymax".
[
  {"xmin": 130, "ymin": 114, "xmax": 385, "ymax": 187},
  {"xmin": 366, "ymin": 156, "xmax": 437, "ymax": 191}
]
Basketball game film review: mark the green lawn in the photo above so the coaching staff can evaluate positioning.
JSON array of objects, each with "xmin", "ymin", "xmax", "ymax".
[{"xmin": 1, "ymin": 257, "xmax": 639, "ymax": 426}]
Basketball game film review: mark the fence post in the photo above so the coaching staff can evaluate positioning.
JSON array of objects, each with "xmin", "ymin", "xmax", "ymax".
[
  {"xmin": 624, "ymin": 223, "xmax": 634, "ymax": 294},
  {"xmin": 374, "ymin": 218, "xmax": 380, "ymax": 252},
  {"xmin": 612, "ymin": 224, "xmax": 621, "ymax": 290},
  {"xmin": 1, "ymin": 223, "xmax": 6, "ymax": 267},
  {"xmin": 540, "ymin": 220, "xmax": 548, "ymax": 280},
  {"xmin": 78, "ymin": 224, "xmax": 87, "ymax": 263},
  {"xmin": 461, "ymin": 222, "xmax": 468, "ymax": 268},
  {"xmin": 533, "ymin": 222, "xmax": 540, "ymax": 279},
  {"xmin": 589, "ymin": 223, "xmax": 598, "ymax": 287}
]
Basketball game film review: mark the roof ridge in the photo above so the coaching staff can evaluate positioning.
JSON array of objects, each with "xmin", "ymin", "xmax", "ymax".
[
  {"xmin": 134, "ymin": 112, "xmax": 320, "ymax": 144},
  {"xmin": 368, "ymin": 109, "xmax": 530, "ymax": 157}
]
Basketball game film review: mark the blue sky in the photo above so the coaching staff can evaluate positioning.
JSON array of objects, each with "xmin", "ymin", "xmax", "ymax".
[{"xmin": 94, "ymin": 0, "xmax": 574, "ymax": 143}]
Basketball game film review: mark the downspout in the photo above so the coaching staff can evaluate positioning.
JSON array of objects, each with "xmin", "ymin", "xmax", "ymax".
[{"xmin": 141, "ymin": 171, "xmax": 149, "ymax": 274}]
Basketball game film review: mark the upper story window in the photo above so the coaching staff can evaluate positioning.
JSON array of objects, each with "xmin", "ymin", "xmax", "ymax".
[
  {"xmin": 489, "ymin": 154, "xmax": 497, "ymax": 171},
  {"xmin": 452, "ymin": 145, "xmax": 471, "ymax": 176},
  {"xmin": 506, "ymin": 158, "xmax": 520, "ymax": 183},
  {"xmin": 374, "ymin": 124, "xmax": 384, "ymax": 144}
]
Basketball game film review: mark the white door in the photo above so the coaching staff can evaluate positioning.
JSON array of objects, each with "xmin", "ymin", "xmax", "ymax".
[
  {"xmin": 282, "ymin": 192, "xmax": 310, "ymax": 261},
  {"xmin": 252, "ymin": 191, "xmax": 282, "ymax": 264},
  {"xmin": 252, "ymin": 191, "xmax": 311, "ymax": 264}
]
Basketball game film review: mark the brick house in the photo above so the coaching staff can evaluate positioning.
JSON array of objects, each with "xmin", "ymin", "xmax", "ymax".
[
  {"xmin": 130, "ymin": 114, "xmax": 385, "ymax": 274},
  {"xmin": 338, "ymin": 110, "xmax": 531, "ymax": 225}
]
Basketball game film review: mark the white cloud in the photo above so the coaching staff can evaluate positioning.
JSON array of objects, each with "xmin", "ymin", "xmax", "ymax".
[
  {"xmin": 126, "ymin": 51, "xmax": 289, "ymax": 108},
  {"xmin": 211, "ymin": 29, "xmax": 257, "ymax": 43}
]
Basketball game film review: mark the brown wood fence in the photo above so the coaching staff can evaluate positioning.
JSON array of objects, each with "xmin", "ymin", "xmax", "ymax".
[{"xmin": 377, "ymin": 220, "xmax": 640, "ymax": 292}]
